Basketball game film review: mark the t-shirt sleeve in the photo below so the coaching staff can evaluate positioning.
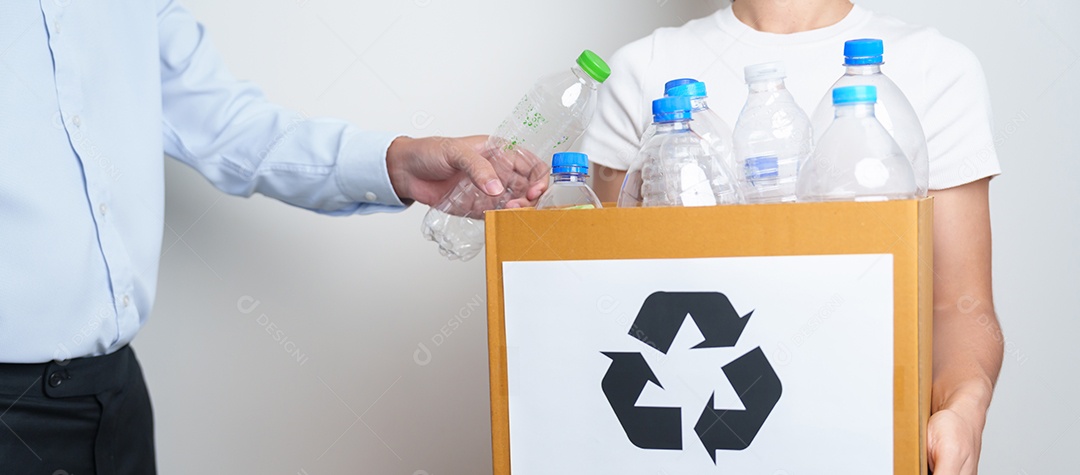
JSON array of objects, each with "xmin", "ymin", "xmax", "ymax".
[
  {"xmin": 922, "ymin": 34, "xmax": 1002, "ymax": 190},
  {"xmin": 579, "ymin": 36, "xmax": 654, "ymax": 171}
]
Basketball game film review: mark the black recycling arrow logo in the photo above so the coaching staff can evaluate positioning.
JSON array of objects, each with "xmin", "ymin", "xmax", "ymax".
[
  {"xmin": 629, "ymin": 292, "xmax": 753, "ymax": 353},
  {"xmin": 600, "ymin": 352, "xmax": 682, "ymax": 450},
  {"xmin": 695, "ymin": 347, "xmax": 782, "ymax": 460},
  {"xmin": 600, "ymin": 291, "xmax": 782, "ymax": 463}
]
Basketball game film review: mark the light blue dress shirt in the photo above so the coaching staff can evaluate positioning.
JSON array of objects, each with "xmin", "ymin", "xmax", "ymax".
[{"xmin": 0, "ymin": 0, "xmax": 407, "ymax": 363}]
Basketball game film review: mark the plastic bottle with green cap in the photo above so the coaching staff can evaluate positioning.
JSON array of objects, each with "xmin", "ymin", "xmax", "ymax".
[
  {"xmin": 797, "ymin": 85, "xmax": 916, "ymax": 202},
  {"xmin": 423, "ymin": 50, "xmax": 611, "ymax": 261}
]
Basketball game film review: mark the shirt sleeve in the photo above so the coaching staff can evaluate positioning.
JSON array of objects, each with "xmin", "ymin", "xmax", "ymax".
[
  {"xmin": 578, "ymin": 36, "xmax": 655, "ymax": 171},
  {"xmin": 921, "ymin": 32, "xmax": 1002, "ymax": 190},
  {"xmin": 156, "ymin": 0, "xmax": 407, "ymax": 216}
]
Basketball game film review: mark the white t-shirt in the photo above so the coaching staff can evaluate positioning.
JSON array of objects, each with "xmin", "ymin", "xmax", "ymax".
[{"xmin": 580, "ymin": 5, "xmax": 1001, "ymax": 190}]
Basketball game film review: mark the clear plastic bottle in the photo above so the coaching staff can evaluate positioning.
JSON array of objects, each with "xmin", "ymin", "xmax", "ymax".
[
  {"xmin": 639, "ymin": 79, "xmax": 734, "ymax": 172},
  {"xmin": 732, "ymin": 62, "xmax": 812, "ymax": 204},
  {"xmin": 637, "ymin": 78, "xmax": 691, "ymax": 146},
  {"xmin": 535, "ymin": 152, "xmax": 603, "ymax": 210},
  {"xmin": 618, "ymin": 96, "xmax": 742, "ymax": 208},
  {"xmin": 797, "ymin": 85, "xmax": 917, "ymax": 202},
  {"xmin": 811, "ymin": 39, "xmax": 929, "ymax": 197},
  {"xmin": 421, "ymin": 50, "xmax": 611, "ymax": 261}
]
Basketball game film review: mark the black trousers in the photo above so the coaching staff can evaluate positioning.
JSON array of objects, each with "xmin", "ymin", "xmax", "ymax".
[{"xmin": 0, "ymin": 346, "xmax": 156, "ymax": 474}]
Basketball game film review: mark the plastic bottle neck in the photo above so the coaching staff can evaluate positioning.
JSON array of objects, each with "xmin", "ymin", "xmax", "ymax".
[
  {"xmin": 654, "ymin": 119, "xmax": 693, "ymax": 133},
  {"xmin": 834, "ymin": 102, "xmax": 877, "ymax": 118},
  {"xmin": 571, "ymin": 66, "xmax": 603, "ymax": 89},
  {"xmin": 690, "ymin": 97, "xmax": 710, "ymax": 112},
  {"xmin": 844, "ymin": 63, "xmax": 883, "ymax": 76},
  {"xmin": 552, "ymin": 172, "xmax": 589, "ymax": 184},
  {"xmin": 748, "ymin": 78, "xmax": 786, "ymax": 93}
]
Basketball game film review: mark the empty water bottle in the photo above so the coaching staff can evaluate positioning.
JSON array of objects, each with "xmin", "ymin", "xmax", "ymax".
[
  {"xmin": 422, "ymin": 50, "xmax": 611, "ymax": 261},
  {"xmin": 732, "ymin": 62, "xmax": 812, "ymax": 204},
  {"xmin": 618, "ymin": 96, "xmax": 742, "ymax": 208},
  {"xmin": 535, "ymin": 152, "xmax": 603, "ymax": 210},
  {"xmin": 811, "ymin": 39, "xmax": 929, "ymax": 197},
  {"xmin": 638, "ymin": 78, "xmax": 691, "ymax": 145},
  {"xmin": 640, "ymin": 79, "xmax": 734, "ymax": 172},
  {"xmin": 797, "ymin": 85, "xmax": 916, "ymax": 202}
]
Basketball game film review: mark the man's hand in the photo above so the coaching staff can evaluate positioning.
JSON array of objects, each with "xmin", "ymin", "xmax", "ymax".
[{"xmin": 385, "ymin": 135, "xmax": 547, "ymax": 209}]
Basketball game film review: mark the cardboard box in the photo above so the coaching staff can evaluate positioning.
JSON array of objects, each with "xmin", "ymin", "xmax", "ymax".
[{"xmin": 486, "ymin": 199, "xmax": 932, "ymax": 474}]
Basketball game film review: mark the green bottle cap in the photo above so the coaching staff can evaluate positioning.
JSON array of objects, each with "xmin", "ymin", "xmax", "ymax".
[{"xmin": 576, "ymin": 50, "xmax": 611, "ymax": 83}]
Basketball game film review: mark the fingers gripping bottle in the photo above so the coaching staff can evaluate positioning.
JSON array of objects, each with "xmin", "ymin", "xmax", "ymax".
[
  {"xmin": 639, "ymin": 79, "xmax": 734, "ymax": 173},
  {"xmin": 797, "ymin": 85, "xmax": 917, "ymax": 202},
  {"xmin": 421, "ymin": 50, "xmax": 611, "ymax": 261},
  {"xmin": 534, "ymin": 152, "xmax": 603, "ymax": 210},
  {"xmin": 618, "ymin": 96, "xmax": 742, "ymax": 208},
  {"xmin": 811, "ymin": 39, "xmax": 929, "ymax": 197},
  {"xmin": 732, "ymin": 62, "xmax": 813, "ymax": 204}
]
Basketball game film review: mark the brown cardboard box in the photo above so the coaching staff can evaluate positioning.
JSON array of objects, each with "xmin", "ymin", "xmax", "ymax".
[{"xmin": 486, "ymin": 199, "xmax": 932, "ymax": 474}]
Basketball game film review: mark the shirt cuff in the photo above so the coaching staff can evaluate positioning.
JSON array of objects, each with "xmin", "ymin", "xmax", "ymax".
[{"xmin": 335, "ymin": 130, "xmax": 411, "ymax": 210}]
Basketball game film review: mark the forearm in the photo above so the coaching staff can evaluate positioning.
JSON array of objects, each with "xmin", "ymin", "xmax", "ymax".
[
  {"xmin": 591, "ymin": 164, "xmax": 626, "ymax": 203},
  {"xmin": 931, "ymin": 303, "xmax": 1003, "ymax": 428}
]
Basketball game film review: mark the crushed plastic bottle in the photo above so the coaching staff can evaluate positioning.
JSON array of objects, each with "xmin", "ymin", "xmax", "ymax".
[{"xmin": 422, "ymin": 50, "xmax": 610, "ymax": 261}]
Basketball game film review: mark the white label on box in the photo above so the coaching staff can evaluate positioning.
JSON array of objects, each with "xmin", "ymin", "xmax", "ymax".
[{"xmin": 502, "ymin": 255, "xmax": 894, "ymax": 474}]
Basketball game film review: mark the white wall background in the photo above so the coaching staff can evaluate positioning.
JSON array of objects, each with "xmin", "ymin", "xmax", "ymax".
[{"xmin": 134, "ymin": 0, "xmax": 1080, "ymax": 473}]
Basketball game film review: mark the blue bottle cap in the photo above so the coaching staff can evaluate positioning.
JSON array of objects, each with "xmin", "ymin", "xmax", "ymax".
[
  {"xmin": 551, "ymin": 152, "xmax": 589, "ymax": 175},
  {"xmin": 832, "ymin": 85, "xmax": 877, "ymax": 105},
  {"xmin": 652, "ymin": 96, "xmax": 693, "ymax": 123},
  {"xmin": 666, "ymin": 80, "xmax": 708, "ymax": 99},
  {"xmin": 664, "ymin": 78, "xmax": 698, "ymax": 94},
  {"xmin": 844, "ymin": 38, "xmax": 884, "ymax": 65}
]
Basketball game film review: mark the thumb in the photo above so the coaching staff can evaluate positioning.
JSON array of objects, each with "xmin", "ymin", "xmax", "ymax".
[{"xmin": 446, "ymin": 140, "xmax": 504, "ymax": 196}]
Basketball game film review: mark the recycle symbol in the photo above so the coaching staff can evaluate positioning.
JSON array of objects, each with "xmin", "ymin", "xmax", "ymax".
[{"xmin": 601, "ymin": 291, "xmax": 782, "ymax": 463}]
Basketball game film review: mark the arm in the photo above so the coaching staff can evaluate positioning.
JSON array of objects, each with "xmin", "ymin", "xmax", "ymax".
[
  {"xmin": 156, "ymin": 1, "xmax": 523, "ymax": 213},
  {"xmin": 592, "ymin": 164, "xmax": 627, "ymax": 203},
  {"xmin": 926, "ymin": 177, "xmax": 1003, "ymax": 475}
]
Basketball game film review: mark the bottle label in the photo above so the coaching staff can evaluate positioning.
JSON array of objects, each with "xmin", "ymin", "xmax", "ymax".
[{"xmin": 745, "ymin": 156, "xmax": 780, "ymax": 186}]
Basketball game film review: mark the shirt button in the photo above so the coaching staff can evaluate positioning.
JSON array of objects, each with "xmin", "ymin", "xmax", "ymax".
[
  {"xmin": 72, "ymin": 115, "xmax": 82, "ymax": 127},
  {"xmin": 122, "ymin": 295, "xmax": 131, "ymax": 307},
  {"xmin": 364, "ymin": 191, "xmax": 377, "ymax": 202},
  {"xmin": 99, "ymin": 203, "xmax": 107, "ymax": 215},
  {"xmin": 53, "ymin": 22, "xmax": 61, "ymax": 35}
]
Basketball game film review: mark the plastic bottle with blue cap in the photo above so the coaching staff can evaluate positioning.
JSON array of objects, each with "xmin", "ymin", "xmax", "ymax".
[
  {"xmin": 732, "ymin": 61, "xmax": 812, "ymax": 204},
  {"xmin": 421, "ymin": 50, "xmax": 611, "ymax": 261},
  {"xmin": 639, "ymin": 79, "xmax": 734, "ymax": 173},
  {"xmin": 618, "ymin": 96, "xmax": 742, "ymax": 208},
  {"xmin": 811, "ymin": 38, "xmax": 929, "ymax": 197},
  {"xmin": 797, "ymin": 85, "xmax": 916, "ymax": 202},
  {"xmin": 637, "ymin": 79, "xmax": 695, "ymax": 146},
  {"xmin": 535, "ymin": 152, "xmax": 603, "ymax": 210}
]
